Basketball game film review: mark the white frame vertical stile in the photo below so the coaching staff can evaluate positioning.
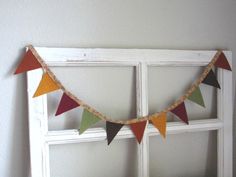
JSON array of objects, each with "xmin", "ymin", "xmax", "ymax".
[
  {"xmin": 136, "ymin": 62, "xmax": 149, "ymax": 177},
  {"xmin": 217, "ymin": 52, "xmax": 233, "ymax": 177},
  {"xmin": 26, "ymin": 47, "xmax": 233, "ymax": 177},
  {"xmin": 27, "ymin": 68, "xmax": 50, "ymax": 177}
]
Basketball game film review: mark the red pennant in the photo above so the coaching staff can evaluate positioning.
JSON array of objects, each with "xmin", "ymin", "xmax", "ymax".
[
  {"xmin": 55, "ymin": 93, "xmax": 80, "ymax": 116},
  {"xmin": 14, "ymin": 50, "xmax": 42, "ymax": 74},
  {"xmin": 214, "ymin": 52, "xmax": 231, "ymax": 71},
  {"xmin": 171, "ymin": 102, "xmax": 189, "ymax": 124},
  {"xmin": 130, "ymin": 121, "xmax": 147, "ymax": 144},
  {"xmin": 106, "ymin": 122, "xmax": 124, "ymax": 145}
]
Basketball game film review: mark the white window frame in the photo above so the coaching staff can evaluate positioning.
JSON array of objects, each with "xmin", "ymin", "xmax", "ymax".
[{"xmin": 26, "ymin": 48, "xmax": 233, "ymax": 177}]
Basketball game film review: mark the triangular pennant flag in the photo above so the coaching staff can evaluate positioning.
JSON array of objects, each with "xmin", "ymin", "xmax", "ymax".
[
  {"xmin": 202, "ymin": 69, "xmax": 221, "ymax": 89},
  {"xmin": 214, "ymin": 52, "xmax": 232, "ymax": 71},
  {"xmin": 33, "ymin": 73, "xmax": 60, "ymax": 97},
  {"xmin": 187, "ymin": 86, "xmax": 205, "ymax": 107},
  {"xmin": 130, "ymin": 121, "xmax": 147, "ymax": 144},
  {"xmin": 14, "ymin": 50, "xmax": 42, "ymax": 74},
  {"xmin": 171, "ymin": 102, "xmax": 189, "ymax": 124},
  {"xmin": 150, "ymin": 112, "xmax": 167, "ymax": 138},
  {"xmin": 79, "ymin": 109, "xmax": 100, "ymax": 134},
  {"xmin": 106, "ymin": 122, "xmax": 124, "ymax": 145},
  {"xmin": 55, "ymin": 93, "xmax": 80, "ymax": 116}
]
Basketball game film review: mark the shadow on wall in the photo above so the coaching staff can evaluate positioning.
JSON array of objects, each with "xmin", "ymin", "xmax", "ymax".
[
  {"xmin": 7, "ymin": 48, "xmax": 30, "ymax": 177},
  {"xmin": 234, "ymin": 82, "xmax": 236, "ymax": 177}
]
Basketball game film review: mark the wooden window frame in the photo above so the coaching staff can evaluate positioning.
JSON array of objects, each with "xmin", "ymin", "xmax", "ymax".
[{"xmin": 26, "ymin": 48, "xmax": 233, "ymax": 177}]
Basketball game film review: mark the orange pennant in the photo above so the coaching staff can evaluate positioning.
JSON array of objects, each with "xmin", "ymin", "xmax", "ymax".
[
  {"xmin": 130, "ymin": 121, "xmax": 147, "ymax": 144},
  {"xmin": 150, "ymin": 112, "xmax": 167, "ymax": 138},
  {"xmin": 14, "ymin": 50, "xmax": 42, "ymax": 74},
  {"xmin": 33, "ymin": 73, "xmax": 60, "ymax": 97}
]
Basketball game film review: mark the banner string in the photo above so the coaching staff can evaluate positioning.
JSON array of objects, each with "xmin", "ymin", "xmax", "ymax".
[{"xmin": 28, "ymin": 45, "xmax": 222, "ymax": 124}]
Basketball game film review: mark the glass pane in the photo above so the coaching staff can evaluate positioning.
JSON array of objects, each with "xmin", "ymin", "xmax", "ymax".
[
  {"xmin": 48, "ymin": 66, "xmax": 136, "ymax": 130},
  {"xmin": 148, "ymin": 66, "xmax": 217, "ymax": 121},
  {"xmin": 149, "ymin": 131, "xmax": 217, "ymax": 177},
  {"xmin": 49, "ymin": 139, "xmax": 138, "ymax": 177}
]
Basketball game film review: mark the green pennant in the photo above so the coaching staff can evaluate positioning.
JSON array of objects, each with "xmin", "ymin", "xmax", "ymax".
[
  {"xmin": 79, "ymin": 109, "xmax": 100, "ymax": 134},
  {"xmin": 188, "ymin": 87, "xmax": 205, "ymax": 107}
]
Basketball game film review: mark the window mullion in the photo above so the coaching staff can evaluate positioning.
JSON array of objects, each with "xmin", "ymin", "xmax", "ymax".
[{"xmin": 136, "ymin": 62, "xmax": 149, "ymax": 177}]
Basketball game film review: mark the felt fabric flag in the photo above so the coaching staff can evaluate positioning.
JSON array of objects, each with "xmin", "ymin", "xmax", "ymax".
[
  {"xmin": 150, "ymin": 112, "xmax": 167, "ymax": 138},
  {"xmin": 202, "ymin": 69, "xmax": 220, "ymax": 89},
  {"xmin": 33, "ymin": 73, "xmax": 60, "ymax": 97},
  {"xmin": 55, "ymin": 93, "xmax": 80, "ymax": 116},
  {"xmin": 130, "ymin": 121, "xmax": 147, "ymax": 144},
  {"xmin": 79, "ymin": 109, "xmax": 100, "ymax": 134},
  {"xmin": 214, "ymin": 52, "xmax": 231, "ymax": 71},
  {"xmin": 188, "ymin": 86, "xmax": 205, "ymax": 107},
  {"xmin": 14, "ymin": 50, "xmax": 42, "ymax": 74},
  {"xmin": 106, "ymin": 122, "xmax": 124, "ymax": 145},
  {"xmin": 171, "ymin": 102, "xmax": 189, "ymax": 124}
]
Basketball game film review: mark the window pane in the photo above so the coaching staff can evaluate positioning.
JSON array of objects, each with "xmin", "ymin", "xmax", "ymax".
[
  {"xmin": 148, "ymin": 66, "xmax": 217, "ymax": 121},
  {"xmin": 149, "ymin": 131, "xmax": 217, "ymax": 177},
  {"xmin": 49, "ymin": 139, "xmax": 138, "ymax": 177},
  {"xmin": 47, "ymin": 66, "xmax": 136, "ymax": 130}
]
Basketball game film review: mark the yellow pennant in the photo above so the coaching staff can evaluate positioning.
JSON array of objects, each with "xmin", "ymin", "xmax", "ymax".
[
  {"xmin": 33, "ymin": 73, "xmax": 60, "ymax": 97},
  {"xmin": 151, "ymin": 112, "xmax": 167, "ymax": 138}
]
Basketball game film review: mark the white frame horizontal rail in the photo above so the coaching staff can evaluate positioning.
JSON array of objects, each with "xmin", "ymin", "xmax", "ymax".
[{"xmin": 27, "ymin": 47, "xmax": 232, "ymax": 177}]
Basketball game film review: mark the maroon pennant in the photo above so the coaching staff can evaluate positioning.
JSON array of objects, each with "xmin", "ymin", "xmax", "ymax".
[
  {"xmin": 106, "ymin": 121, "xmax": 124, "ymax": 145},
  {"xmin": 171, "ymin": 102, "xmax": 189, "ymax": 124},
  {"xmin": 202, "ymin": 69, "xmax": 220, "ymax": 89},
  {"xmin": 14, "ymin": 50, "xmax": 42, "ymax": 74},
  {"xmin": 55, "ymin": 93, "xmax": 80, "ymax": 116},
  {"xmin": 214, "ymin": 52, "xmax": 232, "ymax": 71}
]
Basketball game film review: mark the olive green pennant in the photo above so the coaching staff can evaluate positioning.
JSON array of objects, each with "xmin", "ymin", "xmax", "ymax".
[
  {"xmin": 79, "ymin": 109, "xmax": 100, "ymax": 134},
  {"xmin": 188, "ymin": 86, "xmax": 205, "ymax": 107}
]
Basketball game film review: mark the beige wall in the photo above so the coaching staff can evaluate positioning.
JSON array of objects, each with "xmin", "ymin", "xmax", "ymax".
[{"xmin": 0, "ymin": 0, "xmax": 236, "ymax": 177}]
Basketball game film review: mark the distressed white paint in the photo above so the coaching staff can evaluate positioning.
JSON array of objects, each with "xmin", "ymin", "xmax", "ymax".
[
  {"xmin": 27, "ymin": 69, "xmax": 50, "ymax": 177},
  {"xmin": 136, "ymin": 63, "xmax": 149, "ymax": 177},
  {"xmin": 34, "ymin": 47, "xmax": 231, "ymax": 66},
  {"xmin": 217, "ymin": 53, "xmax": 233, "ymax": 177},
  {"xmin": 27, "ymin": 48, "xmax": 232, "ymax": 177},
  {"xmin": 45, "ymin": 119, "xmax": 222, "ymax": 145}
]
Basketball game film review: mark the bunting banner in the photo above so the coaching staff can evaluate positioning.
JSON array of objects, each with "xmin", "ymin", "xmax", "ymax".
[
  {"xmin": 150, "ymin": 112, "xmax": 167, "ymax": 138},
  {"xmin": 33, "ymin": 73, "xmax": 60, "ymax": 97},
  {"xmin": 202, "ymin": 69, "xmax": 221, "ymax": 89},
  {"xmin": 171, "ymin": 102, "xmax": 189, "ymax": 124},
  {"xmin": 106, "ymin": 122, "xmax": 124, "ymax": 145},
  {"xmin": 187, "ymin": 86, "xmax": 205, "ymax": 107},
  {"xmin": 79, "ymin": 109, "xmax": 100, "ymax": 134},
  {"xmin": 55, "ymin": 93, "xmax": 80, "ymax": 116},
  {"xmin": 14, "ymin": 50, "xmax": 42, "ymax": 74},
  {"xmin": 130, "ymin": 121, "xmax": 147, "ymax": 144},
  {"xmin": 14, "ymin": 45, "xmax": 232, "ymax": 144},
  {"xmin": 214, "ymin": 52, "xmax": 232, "ymax": 71}
]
